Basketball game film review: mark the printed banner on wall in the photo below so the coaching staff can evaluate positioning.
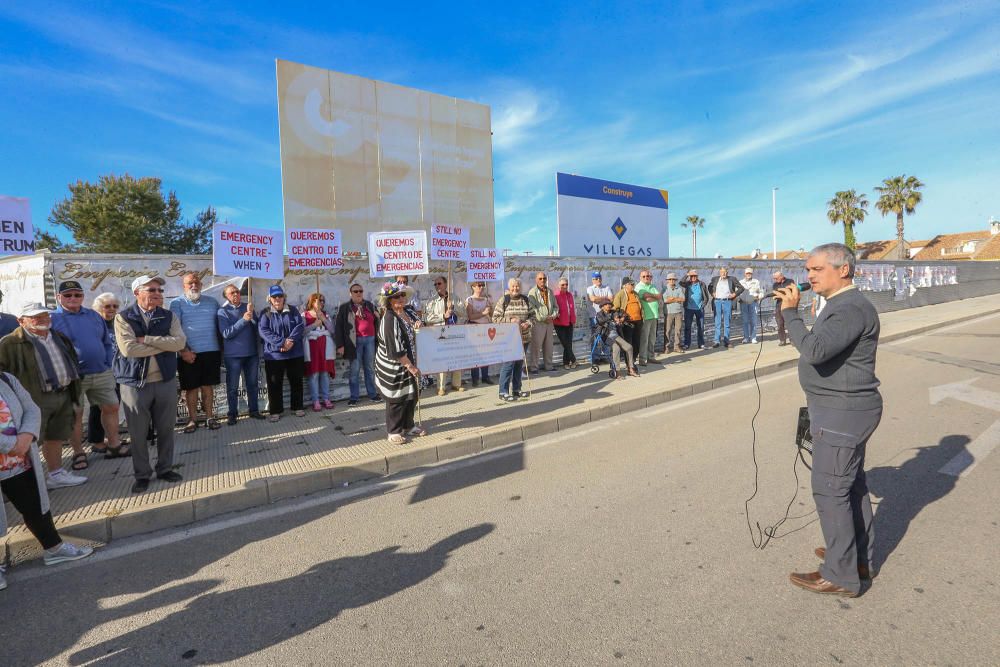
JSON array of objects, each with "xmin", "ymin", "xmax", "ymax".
[
  {"xmin": 466, "ymin": 248, "xmax": 503, "ymax": 283},
  {"xmin": 0, "ymin": 195, "xmax": 36, "ymax": 256},
  {"xmin": 213, "ymin": 224, "xmax": 283, "ymax": 278},
  {"xmin": 556, "ymin": 173, "xmax": 669, "ymax": 259},
  {"xmin": 367, "ymin": 230, "xmax": 429, "ymax": 277},
  {"xmin": 416, "ymin": 323, "xmax": 524, "ymax": 374},
  {"xmin": 286, "ymin": 228, "xmax": 343, "ymax": 269}
]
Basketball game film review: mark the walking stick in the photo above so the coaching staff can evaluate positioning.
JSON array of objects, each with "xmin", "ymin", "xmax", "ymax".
[{"xmin": 521, "ymin": 338, "xmax": 532, "ymax": 398}]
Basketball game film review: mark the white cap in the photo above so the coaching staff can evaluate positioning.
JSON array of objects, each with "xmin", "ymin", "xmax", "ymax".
[
  {"xmin": 744, "ymin": 267, "xmax": 754, "ymax": 274},
  {"xmin": 131, "ymin": 275, "xmax": 166, "ymax": 292},
  {"xmin": 19, "ymin": 302, "xmax": 51, "ymax": 317}
]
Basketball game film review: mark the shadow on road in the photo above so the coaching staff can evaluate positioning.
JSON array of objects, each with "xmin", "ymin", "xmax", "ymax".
[
  {"xmin": 67, "ymin": 523, "xmax": 494, "ymax": 665},
  {"xmin": 867, "ymin": 434, "xmax": 967, "ymax": 572}
]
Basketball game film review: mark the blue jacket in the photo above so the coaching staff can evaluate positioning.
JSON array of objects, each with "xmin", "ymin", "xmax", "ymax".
[
  {"xmin": 113, "ymin": 305, "xmax": 179, "ymax": 387},
  {"xmin": 51, "ymin": 306, "xmax": 115, "ymax": 375},
  {"xmin": 257, "ymin": 305, "xmax": 305, "ymax": 360},
  {"xmin": 0, "ymin": 313, "xmax": 18, "ymax": 338},
  {"xmin": 217, "ymin": 302, "xmax": 259, "ymax": 358}
]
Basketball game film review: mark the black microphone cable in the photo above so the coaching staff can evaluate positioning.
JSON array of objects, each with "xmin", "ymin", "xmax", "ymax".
[{"xmin": 743, "ymin": 310, "xmax": 814, "ymax": 550}]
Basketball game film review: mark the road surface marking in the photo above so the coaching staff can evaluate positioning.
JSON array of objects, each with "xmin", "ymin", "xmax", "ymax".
[{"xmin": 938, "ymin": 419, "xmax": 1000, "ymax": 477}]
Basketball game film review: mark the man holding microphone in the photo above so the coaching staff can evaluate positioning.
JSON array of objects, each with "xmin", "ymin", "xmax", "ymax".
[{"xmin": 774, "ymin": 243, "xmax": 881, "ymax": 598}]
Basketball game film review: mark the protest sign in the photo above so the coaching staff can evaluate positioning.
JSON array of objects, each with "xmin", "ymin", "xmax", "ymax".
[
  {"xmin": 0, "ymin": 196, "xmax": 36, "ymax": 256},
  {"xmin": 466, "ymin": 248, "xmax": 504, "ymax": 283},
  {"xmin": 286, "ymin": 228, "xmax": 343, "ymax": 269},
  {"xmin": 430, "ymin": 223, "xmax": 471, "ymax": 260},
  {"xmin": 416, "ymin": 323, "xmax": 523, "ymax": 374},
  {"xmin": 213, "ymin": 224, "xmax": 283, "ymax": 278},
  {"xmin": 368, "ymin": 230, "xmax": 429, "ymax": 277}
]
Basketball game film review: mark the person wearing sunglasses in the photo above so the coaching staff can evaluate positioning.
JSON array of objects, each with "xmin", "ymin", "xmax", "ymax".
[
  {"xmin": 113, "ymin": 275, "xmax": 187, "ymax": 494},
  {"xmin": 424, "ymin": 276, "xmax": 464, "ymax": 396},
  {"xmin": 334, "ymin": 284, "xmax": 380, "ymax": 407},
  {"xmin": 52, "ymin": 281, "xmax": 129, "ymax": 468}
]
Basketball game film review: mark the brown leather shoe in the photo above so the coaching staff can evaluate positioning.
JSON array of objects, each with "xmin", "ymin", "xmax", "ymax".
[
  {"xmin": 815, "ymin": 547, "xmax": 872, "ymax": 580},
  {"xmin": 789, "ymin": 571, "xmax": 857, "ymax": 597}
]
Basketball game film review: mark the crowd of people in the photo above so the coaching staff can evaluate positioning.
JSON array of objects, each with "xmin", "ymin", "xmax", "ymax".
[{"xmin": 0, "ymin": 266, "xmax": 795, "ymax": 590}]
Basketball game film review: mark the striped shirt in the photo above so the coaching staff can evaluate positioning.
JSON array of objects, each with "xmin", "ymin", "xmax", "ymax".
[{"xmin": 374, "ymin": 310, "xmax": 417, "ymax": 402}]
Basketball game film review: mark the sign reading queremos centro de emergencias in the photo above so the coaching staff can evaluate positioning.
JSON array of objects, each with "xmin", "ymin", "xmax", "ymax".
[{"xmin": 556, "ymin": 173, "xmax": 669, "ymax": 258}]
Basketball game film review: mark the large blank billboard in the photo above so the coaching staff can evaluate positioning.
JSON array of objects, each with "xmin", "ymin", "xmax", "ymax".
[{"xmin": 276, "ymin": 60, "xmax": 495, "ymax": 251}]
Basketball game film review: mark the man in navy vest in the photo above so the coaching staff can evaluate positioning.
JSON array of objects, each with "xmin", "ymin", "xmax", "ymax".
[{"xmin": 114, "ymin": 275, "xmax": 187, "ymax": 494}]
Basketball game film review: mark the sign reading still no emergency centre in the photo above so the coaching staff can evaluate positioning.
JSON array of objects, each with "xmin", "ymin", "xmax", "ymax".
[
  {"xmin": 430, "ymin": 224, "xmax": 471, "ymax": 260},
  {"xmin": 213, "ymin": 224, "xmax": 283, "ymax": 278}
]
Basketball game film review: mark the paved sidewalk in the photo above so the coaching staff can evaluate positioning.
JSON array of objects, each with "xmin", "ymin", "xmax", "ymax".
[{"xmin": 5, "ymin": 293, "xmax": 1000, "ymax": 563}]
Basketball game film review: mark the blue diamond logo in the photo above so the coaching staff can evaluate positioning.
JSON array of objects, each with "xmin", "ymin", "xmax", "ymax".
[{"xmin": 611, "ymin": 217, "xmax": 627, "ymax": 240}]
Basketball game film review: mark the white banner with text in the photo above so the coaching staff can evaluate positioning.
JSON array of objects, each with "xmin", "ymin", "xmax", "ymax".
[{"xmin": 416, "ymin": 323, "xmax": 523, "ymax": 374}]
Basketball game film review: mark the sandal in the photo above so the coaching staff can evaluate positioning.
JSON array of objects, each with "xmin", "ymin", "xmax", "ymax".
[
  {"xmin": 183, "ymin": 421, "xmax": 198, "ymax": 434},
  {"xmin": 90, "ymin": 443, "xmax": 109, "ymax": 456},
  {"xmin": 207, "ymin": 418, "xmax": 221, "ymax": 430},
  {"xmin": 408, "ymin": 426, "xmax": 428, "ymax": 437},
  {"xmin": 387, "ymin": 433, "xmax": 409, "ymax": 444},
  {"xmin": 106, "ymin": 443, "xmax": 132, "ymax": 458},
  {"xmin": 293, "ymin": 410, "xmax": 306, "ymax": 417},
  {"xmin": 71, "ymin": 452, "xmax": 89, "ymax": 470},
  {"xmin": 268, "ymin": 414, "xmax": 282, "ymax": 423}
]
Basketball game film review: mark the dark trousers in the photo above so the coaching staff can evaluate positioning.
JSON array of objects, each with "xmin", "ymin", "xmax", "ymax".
[
  {"xmin": 626, "ymin": 320, "xmax": 642, "ymax": 362},
  {"xmin": 809, "ymin": 403, "xmax": 882, "ymax": 594},
  {"xmin": 264, "ymin": 357, "xmax": 305, "ymax": 415},
  {"xmin": 1, "ymin": 470, "xmax": 61, "ymax": 549},
  {"xmin": 554, "ymin": 324, "xmax": 576, "ymax": 365},
  {"xmin": 775, "ymin": 305, "xmax": 788, "ymax": 343},
  {"xmin": 683, "ymin": 308, "xmax": 705, "ymax": 348},
  {"xmin": 385, "ymin": 398, "xmax": 417, "ymax": 435}
]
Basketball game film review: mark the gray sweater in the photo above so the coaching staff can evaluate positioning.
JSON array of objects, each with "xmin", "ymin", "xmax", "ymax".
[
  {"xmin": 785, "ymin": 286, "xmax": 882, "ymax": 411},
  {"xmin": 0, "ymin": 372, "xmax": 49, "ymax": 538}
]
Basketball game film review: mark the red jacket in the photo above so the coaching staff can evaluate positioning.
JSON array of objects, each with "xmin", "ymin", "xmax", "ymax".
[{"xmin": 553, "ymin": 289, "xmax": 576, "ymax": 326}]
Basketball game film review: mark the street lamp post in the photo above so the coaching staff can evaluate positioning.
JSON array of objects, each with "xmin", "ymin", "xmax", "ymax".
[{"xmin": 771, "ymin": 187, "xmax": 779, "ymax": 260}]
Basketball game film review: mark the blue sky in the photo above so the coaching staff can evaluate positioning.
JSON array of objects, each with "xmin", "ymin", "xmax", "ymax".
[{"xmin": 2, "ymin": 0, "xmax": 999, "ymax": 257}]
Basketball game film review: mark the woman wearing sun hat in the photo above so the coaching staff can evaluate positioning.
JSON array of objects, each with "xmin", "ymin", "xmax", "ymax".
[{"xmin": 374, "ymin": 282, "xmax": 425, "ymax": 444}]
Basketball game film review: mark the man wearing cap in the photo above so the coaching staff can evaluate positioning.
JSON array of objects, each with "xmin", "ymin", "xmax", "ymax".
[
  {"xmin": 680, "ymin": 269, "xmax": 710, "ymax": 350},
  {"xmin": 0, "ymin": 289, "xmax": 18, "ymax": 338},
  {"xmin": 0, "ymin": 302, "xmax": 87, "ymax": 489},
  {"xmin": 708, "ymin": 267, "xmax": 745, "ymax": 349},
  {"xmin": 586, "ymin": 272, "xmax": 614, "ymax": 357},
  {"xmin": 662, "ymin": 273, "xmax": 685, "ymax": 353},
  {"xmin": 114, "ymin": 275, "xmax": 187, "ymax": 494},
  {"xmin": 739, "ymin": 268, "xmax": 765, "ymax": 344},
  {"xmin": 635, "ymin": 269, "xmax": 662, "ymax": 365},
  {"xmin": 51, "ymin": 281, "xmax": 128, "ymax": 464},
  {"xmin": 170, "ymin": 271, "xmax": 222, "ymax": 432}
]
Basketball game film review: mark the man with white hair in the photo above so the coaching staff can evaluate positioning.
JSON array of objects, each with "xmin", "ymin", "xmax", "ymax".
[
  {"xmin": 0, "ymin": 303, "xmax": 86, "ymax": 489},
  {"xmin": 114, "ymin": 276, "xmax": 187, "ymax": 494}
]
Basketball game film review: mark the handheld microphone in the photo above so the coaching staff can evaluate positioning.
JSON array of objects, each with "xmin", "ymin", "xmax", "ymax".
[{"xmin": 763, "ymin": 282, "xmax": 811, "ymax": 299}]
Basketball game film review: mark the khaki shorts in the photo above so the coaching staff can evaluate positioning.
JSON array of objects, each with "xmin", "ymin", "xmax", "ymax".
[
  {"xmin": 79, "ymin": 370, "xmax": 119, "ymax": 407},
  {"xmin": 35, "ymin": 390, "xmax": 75, "ymax": 442}
]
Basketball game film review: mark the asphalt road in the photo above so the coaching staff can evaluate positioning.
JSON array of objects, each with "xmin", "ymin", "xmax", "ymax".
[{"xmin": 7, "ymin": 312, "xmax": 1000, "ymax": 666}]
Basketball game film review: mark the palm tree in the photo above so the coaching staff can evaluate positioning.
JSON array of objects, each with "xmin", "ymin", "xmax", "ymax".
[
  {"xmin": 874, "ymin": 175, "xmax": 924, "ymax": 259},
  {"xmin": 826, "ymin": 190, "xmax": 868, "ymax": 251},
  {"xmin": 682, "ymin": 215, "xmax": 705, "ymax": 257}
]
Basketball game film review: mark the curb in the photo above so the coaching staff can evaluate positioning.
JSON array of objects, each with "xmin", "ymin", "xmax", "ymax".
[{"xmin": 6, "ymin": 303, "xmax": 1000, "ymax": 563}]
